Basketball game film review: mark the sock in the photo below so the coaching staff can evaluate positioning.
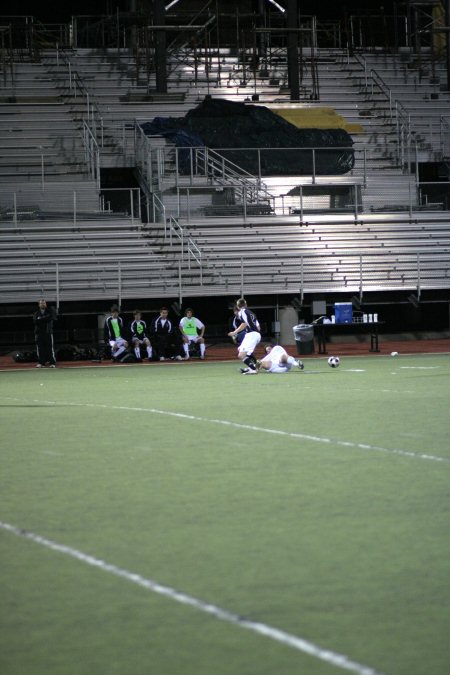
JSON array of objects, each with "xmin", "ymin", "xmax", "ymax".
[
  {"xmin": 115, "ymin": 346, "xmax": 126, "ymax": 359},
  {"xmin": 287, "ymin": 356, "xmax": 297, "ymax": 366},
  {"xmin": 243, "ymin": 356, "xmax": 256, "ymax": 370},
  {"xmin": 183, "ymin": 343, "xmax": 190, "ymax": 357},
  {"xmin": 146, "ymin": 346, "xmax": 152, "ymax": 358},
  {"xmin": 134, "ymin": 347, "xmax": 141, "ymax": 359},
  {"xmin": 200, "ymin": 343, "xmax": 205, "ymax": 357}
]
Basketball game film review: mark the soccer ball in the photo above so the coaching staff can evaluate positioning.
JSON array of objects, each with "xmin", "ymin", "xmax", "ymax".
[{"xmin": 328, "ymin": 356, "xmax": 340, "ymax": 368}]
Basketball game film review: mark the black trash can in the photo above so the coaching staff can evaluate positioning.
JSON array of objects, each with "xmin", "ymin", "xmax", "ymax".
[{"xmin": 293, "ymin": 323, "xmax": 315, "ymax": 355}]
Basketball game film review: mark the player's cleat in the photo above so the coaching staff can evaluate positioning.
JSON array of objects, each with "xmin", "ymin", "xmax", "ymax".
[
  {"xmin": 159, "ymin": 356, "xmax": 165, "ymax": 361},
  {"xmin": 36, "ymin": 363, "xmax": 44, "ymax": 368},
  {"xmin": 296, "ymin": 360, "xmax": 304, "ymax": 370},
  {"xmin": 242, "ymin": 368, "xmax": 257, "ymax": 374},
  {"xmin": 175, "ymin": 355, "xmax": 183, "ymax": 361},
  {"xmin": 49, "ymin": 364, "xmax": 56, "ymax": 368},
  {"xmin": 240, "ymin": 367, "xmax": 250, "ymax": 373}
]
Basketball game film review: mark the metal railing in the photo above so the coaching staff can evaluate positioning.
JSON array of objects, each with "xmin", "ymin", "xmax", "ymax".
[
  {"xmin": 0, "ymin": 188, "xmax": 138, "ymax": 225},
  {"xmin": 353, "ymin": 53, "xmax": 414, "ymax": 171},
  {"xmin": 167, "ymin": 216, "xmax": 202, "ymax": 275},
  {"xmin": 100, "ymin": 187, "xmax": 141, "ymax": 222},
  {"xmin": 82, "ymin": 119, "xmax": 100, "ymax": 188},
  {"xmin": 440, "ymin": 116, "xmax": 450, "ymax": 159},
  {"xmin": 4, "ymin": 248, "xmax": 448, "ymax": 307}
]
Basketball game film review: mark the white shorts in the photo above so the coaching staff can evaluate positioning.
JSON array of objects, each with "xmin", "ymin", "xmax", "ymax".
[
  {"xmin": 132, "ymin": 336, "xmax": 149, "ymax": 344},
  {"xmin": 109, "ymin": 337, "xmax": 127, "ymax": 349},
  {"xmin": 262, "ymin": 345, "xmax": 292, "ymax": 373},
  {"xmin": 184, "ymin": 334, "xmax": 200, "ymax": 343},
  {"xmin": 239, "ymin": 331, "xmax": 261, "ymax": 356}
]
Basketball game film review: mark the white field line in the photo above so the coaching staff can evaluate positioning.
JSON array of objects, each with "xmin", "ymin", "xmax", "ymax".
[
  {"xmin": 0, "ymin": 520, "xmax": 384, "ymax": 675},
  {"xmin": 399, "ymin": 366, "xmax": 440, "ymax": 370},
  {"xmin": 2, "ymin": 396, "xmax": 449, "ymax": 464}
]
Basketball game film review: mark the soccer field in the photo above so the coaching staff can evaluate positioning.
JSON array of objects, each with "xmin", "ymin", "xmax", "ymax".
[{"xmin": 1, "ymin": 354, "xmax": 449, "ymax": 675}]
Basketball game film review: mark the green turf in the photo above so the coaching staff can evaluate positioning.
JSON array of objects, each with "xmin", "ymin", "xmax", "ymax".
[{"xmin": 1, "ymin": 354, "xmax": 450, "ymax": 675}]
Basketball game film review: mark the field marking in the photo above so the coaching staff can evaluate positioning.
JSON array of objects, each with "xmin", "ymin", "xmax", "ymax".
[
  {"xmin": 399, "ymin": 366, "xmax": 440, "ymax": 370},
  {"xmin": 2, "ymin": 396, "xmax": 449, "ymax": 464},
  {"xmin": 0, "ymin": 520, "xmax": 384, "ymax": 675}
]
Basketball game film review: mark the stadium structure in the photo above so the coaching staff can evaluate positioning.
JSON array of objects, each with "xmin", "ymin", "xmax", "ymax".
[{"xmin": 1, "ymin": 0, "xmax": 450, "ymax": 347}]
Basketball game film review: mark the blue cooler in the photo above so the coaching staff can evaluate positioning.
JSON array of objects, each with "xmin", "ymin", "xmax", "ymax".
[{"xmin": 334, "ymin": 302, "xmax": 353, "ymax": 324}]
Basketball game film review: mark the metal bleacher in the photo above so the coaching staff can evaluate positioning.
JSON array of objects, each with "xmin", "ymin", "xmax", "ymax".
[{"xmin": 1, "ymin": 8, "xmax": 450, "ymax": 305}]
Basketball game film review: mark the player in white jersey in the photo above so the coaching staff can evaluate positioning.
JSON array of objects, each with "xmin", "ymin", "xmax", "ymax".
[{"xmin": 257, "ymin": 344, "xmax": 304, "ymax": 374}]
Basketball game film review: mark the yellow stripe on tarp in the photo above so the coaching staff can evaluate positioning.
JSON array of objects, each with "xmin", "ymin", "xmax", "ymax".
[{"xmin": 271, "ymin": 107, "xmax": 364, "ymax": 134}]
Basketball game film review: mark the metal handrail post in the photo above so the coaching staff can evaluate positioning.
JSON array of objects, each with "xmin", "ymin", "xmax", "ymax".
[
  {"xmin": 363, "ymin": 146, "xmax": 367, "ymax": 188},
  {"xmin": 73, "ymin": 191, "xmax": 77, "ymax": 227},
  {"xmin": 130, "ymin": 188, "xmax": 134, "ymax": 225},
  {"xmin": 96, "ymin": 148, "xmax": 100, "ymax": 189},
  {"xmin": 13, "ymin": 193, "xmax": 17, "ymax": 227},
  {"xmin": 147, "ymin": 144, "xmax": 151, "ymax": 185},
  {"xmin": 415, "ymin": 140, "xmax": 419, "ymax": 185},
  {"xmin": 300, "ymin": 255, "xmax": 304, "ymax": 305},
  {"xmin": 56, "ymin": 262, "xmax": 60, "ymax": 310},
  {"xmin": 178, "ymin": 260, "xmax": 182, "ymax": 305},
  {"xmin": 312, "ymin": 148, "xmax": 316, "ymax": 184},
  {"xmin": 137, "ymin": 189, "xmax": 141, "ymax": 222},
  {"xmin": 118, "ymin": 261, "xmax": 122, "ymax": 309},
  {"xmin": 41, "ymin": 153, "xmax": 45, "ymax": 191},
  {"xmin": 299, "ymin": 186, "xmax": 303, "ymax": 224},
  {"xmin": 359, "ymin": 255, "xmax": 363, "ymax": 303},
  {"xmin": 240, "ymin": 256, "xmax": 244, "ymax": 297},
  {"xmin": 417, "ymin": 252, "xmax": 421, "ymax": 301}
]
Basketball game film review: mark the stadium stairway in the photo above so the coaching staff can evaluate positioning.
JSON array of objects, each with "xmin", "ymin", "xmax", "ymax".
[
  {"xmin": 39, "ymin": 47, "xmax": 418, "ymax": 213},
  {"xmin": 0, "ymin": 59, "xmax": 101, "ymax": 213},
  {"xmin": 355, "ymin": 51, "xmax": 450, "ymax": 162}
]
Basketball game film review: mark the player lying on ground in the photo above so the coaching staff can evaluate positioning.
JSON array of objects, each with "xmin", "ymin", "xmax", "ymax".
[{"xmin": 241, "ymin": 344, "xmax": 304, "ymax": 374}]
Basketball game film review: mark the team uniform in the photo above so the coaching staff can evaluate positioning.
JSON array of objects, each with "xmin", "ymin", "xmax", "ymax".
[
  {"xmin": 150, "ymin": 314, "xmax": 183, "ymax": 360},
  {"xmin": 129, "ymin": 318, "xmax": 152, "ymax": 360},
  {"xmin": 33, "ymin": 306, "xmax": 57, "ymax": 367},
  {"xmin": 261, "ymin": 345, "xmax": 299, "ymax": 373},
  {"xmin": 237, "ymin": 306, "xmax": 261, "ymax": 356},
  {"xmin": 104, "ymin": 314, "xmax": 128, "ymax": 359},
  {"xmin": 179, "ymin": 315, "xmax": 205, "ymax": 359},
  {"xmin": 230, "ymin": 313, "xmax": 245, "ymax": 346}
]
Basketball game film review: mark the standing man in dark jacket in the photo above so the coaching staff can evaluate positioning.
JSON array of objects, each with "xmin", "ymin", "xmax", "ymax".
[
  {"xmin": 149, "ymin": 307, "xmax": 184, "ymax": 361},
  {"xmin": 33, "ymin": 299, "xmax": 57, "ymax": 368}
]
